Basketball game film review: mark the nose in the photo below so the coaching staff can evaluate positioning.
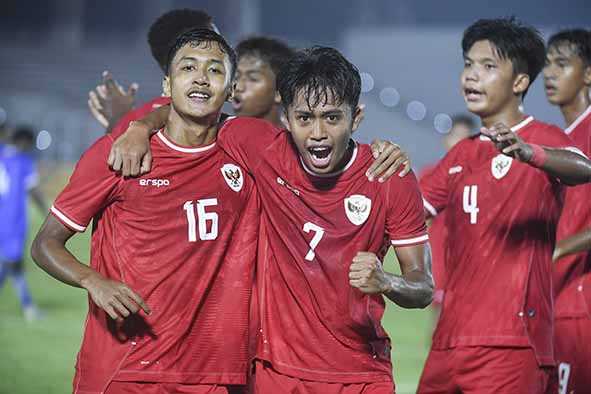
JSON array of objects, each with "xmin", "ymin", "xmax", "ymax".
[
  {"xmin": 193, "ymin": 67, "xmax": 210, "ymax": 86},
  {"xmin": 235, "ymin": 75, "xmax": 245, "ymax": 93},
  {"xmin": 310, "ymin": 121, "xmax": 327, "ymax": 141},
  {"xmin": 542, "ymin": 64, "xmax": 556, "ymax": 80}
]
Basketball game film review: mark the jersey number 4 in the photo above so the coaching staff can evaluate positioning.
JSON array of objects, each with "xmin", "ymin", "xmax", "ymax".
[
  {"xmin": 462, "ymin": 185, "xmax": 479, "ymax": 224},
  {"xmin": 183, "ymin": 199, "xmax": 218, "ymax": 241}
]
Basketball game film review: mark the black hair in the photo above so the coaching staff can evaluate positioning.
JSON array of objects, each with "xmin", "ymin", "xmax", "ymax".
[
  {"xmin": 12, "ymin": 125, "xmax": 35, "ymax": 144},
  {"xmin": 277, "ymin": 46, "xmax": 361, "ymax": 113},
  {"xmin": 451, "ymin": 113, "xmax": 477, "ymax": 131},
  {"xmin": 148, "ymin": 9, "xmax": 215, "ymax": 72},
  {"xmin": 462, "ymin": 17, "xmax": 545, "ymax": 99},
  {"xmin": 547, "ymin": 29, "xmax": 591, "ymax": 66},
  {"xmin": 236, "ymin": 36, "xmax": 295, "ymax": 76},
  {"xmin": 166, "ymin": 28, "xmax": 237, "ymax": 82}
]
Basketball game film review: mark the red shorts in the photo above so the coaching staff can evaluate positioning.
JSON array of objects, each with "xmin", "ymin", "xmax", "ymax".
[
  {"xmin": 104, "ymin": 381, "xmax": 245, "ymax": 394},
  {"xmin": 417, "ymin": 347, "xmax": 551, "ymax": 394},
  {"xmin": 547, "ymin": 317, "xmax": 591, "ymax": 394},
  {"xmin": 252, "ymin": 360, "xmax": 395, "ymax": 394}
]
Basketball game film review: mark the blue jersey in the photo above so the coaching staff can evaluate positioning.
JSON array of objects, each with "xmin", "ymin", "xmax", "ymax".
[{"xmin": 0, "ymin": 144, "xmax": 38, "ymax": 261}]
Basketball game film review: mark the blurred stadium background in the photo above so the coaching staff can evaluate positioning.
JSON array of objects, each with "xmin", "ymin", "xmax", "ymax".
[{"xmin": 0, "ymin": 0, "xmax": 588, "ymax": 392}]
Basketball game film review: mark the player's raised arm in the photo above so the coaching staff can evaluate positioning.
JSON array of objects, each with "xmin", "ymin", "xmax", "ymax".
[
  {"xmin": 554, "ymin": 227, "xmax": 591, "ymax": 262},
  {"xmin": 482, "ymin": 122, "xmax": 591, "ymax": 185},
  {"xmin": 31, "ymin": 216, "xmax": 150, "ymax": 320},
  {"xmin": 88, "ymin": 71, "xmax": 139, "ymax": 133},
  {"xmin": 108, "ymin": 104, "xmax": 170, "ymax": 176},
  {"xmin": 349, "ymin": 248, "xmax": 433, "ymax": 308}
]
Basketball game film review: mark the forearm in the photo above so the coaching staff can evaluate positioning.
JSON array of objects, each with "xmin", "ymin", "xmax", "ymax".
[
  {"xmin": 382, "ymin": 270, "xmax": 433, "ymax": 309},
  {"xmin": 136, "ymin": 104, "xmax": 170, "ymax": 134},
  {"xmin": 533, "ymin": 147, "xmax": 591, "ymax": 185},
  {"xmin": 555, "ymin": 227, "xmax": 591, "ymax": 261}
]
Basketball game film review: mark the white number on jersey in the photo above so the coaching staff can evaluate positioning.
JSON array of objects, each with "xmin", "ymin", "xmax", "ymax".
[
  {"xmin": 303, "ymin": 222, "xmax": 325, "ymax": 261},
  {"xmin": 558, "ymin": 362, "xmax": 571, "ymax": 394},
  {"xmin": 462, "ymin": 185, "xmax": 479, "ymax": 224},
  {"xmin": 0, "ymin": 164, "xmax": 10, "ymax": 197},
  {"xmin": 183, "ymin": 198, "xmax": 219, "ymax": 241}
]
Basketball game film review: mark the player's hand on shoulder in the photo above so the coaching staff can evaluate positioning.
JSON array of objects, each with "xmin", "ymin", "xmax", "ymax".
[
  {"xmin": 349, "ymin": 252, "xmax": 390, "ymax": 294},
  {"xmin": 88, "ymin": 70, "xmax": 139, "ymax": 132},
  {"xmin": 367, "ymin": 139, "xmax": 411, "ymax": 182},
  {"xmin": 108, "ymin": 120, "xmax": 153, "ymax": 177},
  {"xmin": 481, "ymin": 122, "xmax": 533, "ymax": 162},
  {"xmin": 80, "ymin": 272, "xmax": 151, "ymax": 321}
]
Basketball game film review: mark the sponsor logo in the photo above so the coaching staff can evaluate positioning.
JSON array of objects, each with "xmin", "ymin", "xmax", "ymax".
[
  {"xmin": 344, "ymin": 194, "xmax": 371, "ymax": 226},
  {"xmin": 221, "ymin": 164, "xmax": 243, "ymax": 192},
  {"xmin": 491, "ymin": 154, "xmax": 512, "ymax": 179},
  {"xmin": 276, "ymin": 177, "xmax": 300, "ymax": 196},
  {"xmin": 139, "ymin": 178, "xmax": 170, "ymax": 187},
  {"xmin": 448, "ymin": 165, "xmax": 463, "ymax": 174}
]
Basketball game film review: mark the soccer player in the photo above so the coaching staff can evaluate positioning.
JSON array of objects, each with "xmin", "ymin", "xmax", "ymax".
[
  {"xmin": 417, "ymin": 18, "xmax": 591, "ymax": 393},
  {"xmin": 0, "ymin": 126, "xmax": 47, "ymax": 321},
  {"xmin": 88, "ymin": 9, "xmax": 218, "ymax": 135},
  {"xmin": 108, "ymin": 46, "xmax": 433, "ymax": 393},
  {"xmin": 232, "ymin": 36, "xmax": 294, "ymax": 127},
  {"xmin": 420, "ymin": 114, "xmax": 475, "ymax": 310},
  {"xmin": 31, "ymin": 29, "xmax": 259, "ymax": 394},
  {"xmin": 543, "ymin": 28, "xmax": 591, "ymax": 394}
]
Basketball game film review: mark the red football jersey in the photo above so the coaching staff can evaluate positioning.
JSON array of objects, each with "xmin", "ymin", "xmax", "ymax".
[
  {"xmin": 554, "ymin": 105, "xmax": 591, "ymax": 318},
  {"xmin": 217, "ymin": 117, "xmax": 428, "ymax": 384},
  {"xmin": 110, "ymin": 96, "xmax": 171, "ymax": 139},
  {"xmin": 51, "ymin": 130, "xmax": 258, "ymax": 392},
  {"xmin": 419, "ymin": 164, "xmax": 448, "ymax": 303},
  {"xmin": 420, "ymin": 116, "xmax": 578, "ymax": 366}
]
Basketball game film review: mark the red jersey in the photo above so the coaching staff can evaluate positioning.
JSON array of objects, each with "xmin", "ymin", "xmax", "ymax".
[
  {"xmin": 420, "ymin": 116, "xmax": 578, "ymax": 366},
  {"xmin": 110, "ymin": 96, "xmax": 171, "ymax": 138},
  {"xmin": 419, "ymin": 164, "xmax": 448, "ymax": 303},
  {"xmin": 554, "ymin": 105, "xmax": 591, "ymax": 318},
  {"xmin": 217, "ymin": 117, "xmax": 428, "ymax": 384},
  {"xmin": 51, "ymin": 130, "xmax": 258, "ymax": 393}
]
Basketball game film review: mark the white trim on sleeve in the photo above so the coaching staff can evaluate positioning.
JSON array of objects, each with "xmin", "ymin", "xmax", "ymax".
[
  {"xmin": 423, "ymin": 198, "xmax": 438, "ymax": 217},
  {"xmin": 50, "ymin": 205, "xmax": 87, "ymax": 232},
  {"xmin": 391, "ymin": 234, "xmax": 429, "ymax": 246}
]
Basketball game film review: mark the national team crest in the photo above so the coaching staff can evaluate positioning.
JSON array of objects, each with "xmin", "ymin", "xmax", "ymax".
[
  {"xmin": 491, "ymin": 154, "xmax": 513, "ymax": 180},
  {"xmin": 344, "ymin": 194, "xmax": 372, "ymax": 226},
  {"xmin": 221, "ymin": 164, "xmax": 243, "ymax": 192}
]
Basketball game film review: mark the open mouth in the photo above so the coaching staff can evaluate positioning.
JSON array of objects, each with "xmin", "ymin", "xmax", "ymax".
[
  {"xmin": 464, "ymin": 87, "xmax": 483, "ymax": 101},
  {"xmin": 187, "ymin": 90, "xmax": 211, "ymax": 103},
  {"xmin": 544, "ymin": 84, "xmax": 557, "ymax": 95},
  {"xmin": 307, "ymin": 145, "xmax": 333, "ymax": 168},
  {"xmin": 232, "ymin": 96, "xmax": 242, "ymax": 111}
]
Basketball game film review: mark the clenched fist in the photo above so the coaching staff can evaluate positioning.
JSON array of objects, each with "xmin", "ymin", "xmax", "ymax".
[{"xmin": 349, "ymin": 252, "xmax": 391, "ymax": 294}]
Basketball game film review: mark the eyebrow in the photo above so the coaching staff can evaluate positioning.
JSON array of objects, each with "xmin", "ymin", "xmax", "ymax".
[{"xmin": 178, "ymin": 56, "xmax": 224, "ymax": 66}]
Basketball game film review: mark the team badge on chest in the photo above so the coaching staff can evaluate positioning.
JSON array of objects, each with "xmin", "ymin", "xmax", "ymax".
[
  {"xmin": 491, "ymin": 154, "xmax": 513, "ymax": 180},
  {"xmin": 221, "ymin": 164, "xmax": 243, "ymax": 192},
  {"xmin": 344, "ymin": 194, "xmax": 372, "ymax": 226}
]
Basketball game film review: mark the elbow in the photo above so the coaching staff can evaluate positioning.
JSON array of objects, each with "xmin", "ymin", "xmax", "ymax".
[
  {"xmin": 30, "ymin": 233, "xmax": 47, "ymax": 269},
  {"xmin": 415, "ymin": 284, "xmax": 434, "ymax": 309}
]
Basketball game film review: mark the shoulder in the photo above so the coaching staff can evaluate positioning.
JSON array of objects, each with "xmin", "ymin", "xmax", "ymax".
[
  {"xmin": 220, "ymin": 116, "xmax": 283, "ymax": 136},
  {"xmin": 79, "ymin": 135, "xmax": 114, "ymax": 161}
]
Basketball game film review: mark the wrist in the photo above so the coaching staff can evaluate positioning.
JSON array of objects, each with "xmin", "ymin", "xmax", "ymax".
[
  {"xmin": 526, "ymin": 144, "xmax": 547, "ymax": 168},
  {"xmin": 130, "ymin": 119, "xmax": 153, "ymax": 135},
  {"xmin": 79, "ymin": 271, "xmax": 100, "ymax": 290}
]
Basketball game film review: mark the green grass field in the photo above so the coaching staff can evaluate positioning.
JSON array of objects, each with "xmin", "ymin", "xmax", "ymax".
[{"xmin": 0, "ymin": 187, "xmax": 433, "ymax": 394}]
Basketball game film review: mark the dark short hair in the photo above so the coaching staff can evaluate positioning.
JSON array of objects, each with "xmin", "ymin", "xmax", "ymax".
[
  {"xmin": 12, "ymin": 125, "xmax": 35, "ymax": 144},
  {"xmin": 236, "ymin": 36, "xmax": 295, "ymax": 76},
  {"xmin": 148, "ymin": 9, "xmax": 215, "ymax": 72},
  {"xmin": 462, "ymin": 17, "xmax": 545, "ymax": 99},
  {"xmin": 547, "ymin": 29, "xmax": 591, "ymax": 66},
  {"xmin": 451, "ymin": 113, "xmax": 477, "ymax": 131},
  {"xmin": 166, "ymin": 28, "xmax": 237, "ymax": 82},
  {"xmin": 277, "ymin": 46, "xmax": 361, "ymax": 113}
]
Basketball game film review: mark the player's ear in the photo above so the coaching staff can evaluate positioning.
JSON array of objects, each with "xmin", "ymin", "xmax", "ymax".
[
  {"xmin": 583, "ymin": 64, "xmax": 591, "ymax": 86},
  {"xmin": 162, "ymin": 76, "xmax": 171, "ymax": 97},
  {"xmin": 274, "ymin": 90, "xmax": 282, "ymax": 105},
  {"xmin": 351, "ymin": 104, "xmax": 365, "ymax": 133},
  {"xmin": 513, "ymin": 73, "xmax": 530, "ymax": 96}
]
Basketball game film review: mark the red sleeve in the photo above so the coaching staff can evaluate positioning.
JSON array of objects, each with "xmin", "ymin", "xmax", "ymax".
[
  {"xmin": 386, "ymin": 170, "xmax": 429, "ymax": 247},
  {"xmin": 419, "ymin": 144, "xmax": 463, "ymax": 217},
  {"xmin": 110, "ymin": 97, "xmax": 171, "ymax": 139},
  {"xmin": 530, "ymin": 124, "xmax": 584, "ymax": 155},
  {"xmin": 217, "ymin": 117, "xmax": 282, "ymax": 173},
  {"xmin": 51, "ymin": 136, "xmax": 122, "ymax": 232}
]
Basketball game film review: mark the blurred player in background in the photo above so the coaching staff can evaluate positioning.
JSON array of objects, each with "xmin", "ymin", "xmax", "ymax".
[
  {"xmin": 233, "ymin": 36, "xmax": 294, "ymax": 127},
  {"xmin": 88, "ymin": 9, "xmax": 218, "ymax": 135},
  {"xmin": 543, "ymin": 28, "xmax": 591, "ymax": 394},
  {"xmin": 109, "ymin": 46, "xmax": 430, "ymax": 394},
  {"xmin": 0, "ymin": 125, "xmax": 47, "ymax": 321},
  {"xmin": 419, "ymin": 114, "xmax": 475, "ymax": 323},
  {"xmin": 418, "ymin": 18, "xmax": 591, "ymax": 393}
]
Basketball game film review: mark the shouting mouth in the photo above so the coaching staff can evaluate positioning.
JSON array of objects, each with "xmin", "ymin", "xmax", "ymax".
[{"xmin": 307, "ymin": 145, "xmax": 333, "ymax": 168}]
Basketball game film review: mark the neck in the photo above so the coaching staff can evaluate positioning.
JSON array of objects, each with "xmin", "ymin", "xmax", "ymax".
[
  {"xmin": 480, "ymin": 102, "xmax": 525, "ymax": 129},
  {"xmin": 560, "ymin": 89, "xmax": 591, "ymax": 127},
  {"xmin": 165, "ymin": 107, "xmax": 220, "ymax": 147}
]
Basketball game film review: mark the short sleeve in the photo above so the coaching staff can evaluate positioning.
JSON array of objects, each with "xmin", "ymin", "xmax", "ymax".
[
  {"xmin": 386, "ymin": 171, "xmax": 429, "ymax": 247},
  {"xmin": 110, "ymin": 97, "xmax": 171, "ymax": 139},
  {"xmin": 531, "ymin": 124, "xmax": 587, "ymax": 157},
  {"xmin": 217, "ymin": 117, "xmax": 282, "ymax": 173},
  {"xmin": 419, "ymin": 145, "xmax": 463, "ymax": 217},
  {"xmin": 51, "ymin": 136, "xmax": 122, "ymax": 232}
]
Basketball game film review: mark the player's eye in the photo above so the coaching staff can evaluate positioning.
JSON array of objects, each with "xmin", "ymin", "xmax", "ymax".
[
  {"xmin": 298, "ymin": 115, "xmax": 310, "ymax": 122},
  {"xmin": 463, "ymin": 60, "xmax": 472, "ymax": 68},
  {"xmin": 326, "ymin": 115, "xmax": 340, "ymax": 122},
  {"xmin": 484, "ymin": 63, "xmax": 496, "ymax": 70},
  {"xmin": 209, "ymin": 67, "xmax": 223, "ymax": 74},
  {"xmin": 182, "ymin": 65, "xmax": 196, "ymax": 72}
]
